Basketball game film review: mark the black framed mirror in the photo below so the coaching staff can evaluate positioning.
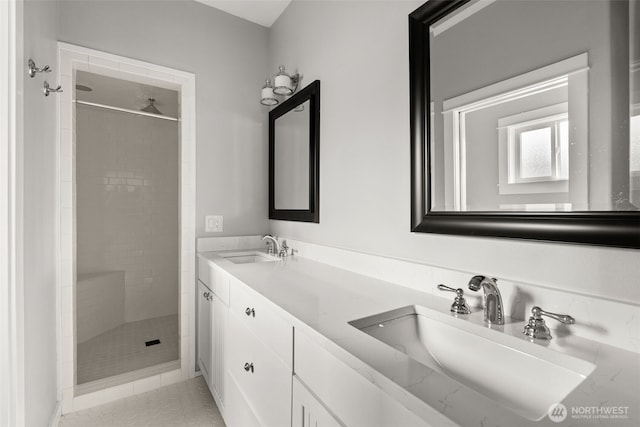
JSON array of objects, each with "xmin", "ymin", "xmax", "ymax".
[
  {"xmin": 269, "ymin": 80, "xmax": 320, "ymax": 222},
  {"xmin": 409, "ymin": 0, "xmax": 639, "ymax": 249}
]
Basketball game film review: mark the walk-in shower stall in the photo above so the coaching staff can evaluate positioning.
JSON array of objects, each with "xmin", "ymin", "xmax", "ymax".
[{"xmin": 75, "ymin": 71, "xmax": 180, "ymax": 388}]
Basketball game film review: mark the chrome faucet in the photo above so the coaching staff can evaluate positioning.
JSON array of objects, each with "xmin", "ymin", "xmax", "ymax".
[
  {"xmin": 468, "ymin": 275, "xmax": 504, "ymax": 325},
  {"xmin": 262, "ymin": 234, "xmax": 281, "ymax": 256}
]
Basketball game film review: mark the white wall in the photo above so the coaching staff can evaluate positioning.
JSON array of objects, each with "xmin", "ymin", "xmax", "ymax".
[
  {"xmin": 58, "ymin": 0, "xmax": 271, "ymax": 238},
  {"xmin": 22, "ymin": 0, "xmax": 59, "ymax": 425},
  {"xmin": 268, "ymin": 0, "xmax": 640, "ymax": 304},
  {"xmin": 76, "ymin": 104, "xmax": 179, "ymax": 322}
]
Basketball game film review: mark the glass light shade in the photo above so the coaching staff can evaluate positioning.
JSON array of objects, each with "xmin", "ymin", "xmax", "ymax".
[
  {"xmin": 260, "ymin": 79, "xmax": 278, "ymax": 106},
  {"xmin": 273, "ymin": 65, "xmax": 293, "ymax": 96}
]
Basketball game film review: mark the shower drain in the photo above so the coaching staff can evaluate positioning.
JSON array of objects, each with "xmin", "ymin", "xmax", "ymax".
[{"xmin": 145, "ymin": 339, "xmax": 161, "ymax": 347}]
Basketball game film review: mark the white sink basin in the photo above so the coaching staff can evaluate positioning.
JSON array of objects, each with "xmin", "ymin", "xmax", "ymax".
[
  {"xmin": 349, "ymin": 305, "xmax": 595, "ymax": 421},
  {"xmin": 219, "ymin": 251, "xmax": 280, "ymax": 264}
]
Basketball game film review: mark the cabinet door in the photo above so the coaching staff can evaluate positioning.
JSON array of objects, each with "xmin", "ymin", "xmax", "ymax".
[
  {"xmin": 293, "ymin": 376, "xmax": 343, "ymax": 427},
  {"xmin": 197, "ymin": 280, "xmax": 212, "ymax": 386},
  {"xmin": 225, "ymin": 372, "xmax": 261, "ymax": 427},
  {"xmin": 210, "ymin": 294, "xmax": 227, "ymax": 407},
  {"xmin": 295, "ymin": 330, "xmax": 430, "ymax": 427}
]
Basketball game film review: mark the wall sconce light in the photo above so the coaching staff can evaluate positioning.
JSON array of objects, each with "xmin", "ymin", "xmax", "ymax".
[
  {"xmin": 260, "ymin": 65, "xmax": 300, "ymax": 106},
  {"xmin": 261, "ymin": 79, "xmax": 278, "ymax": 106}
]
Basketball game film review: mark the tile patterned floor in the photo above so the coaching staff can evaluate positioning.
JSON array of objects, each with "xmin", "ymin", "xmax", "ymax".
[
  {"xmin": 59, "ymin": 377, "xmax": 225, "ymax": 427},
  {"xmin": 77, "ymin": 314, "xmax": 179, "ymax": 384}
]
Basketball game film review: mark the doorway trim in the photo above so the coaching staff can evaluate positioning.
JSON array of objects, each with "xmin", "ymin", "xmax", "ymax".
[
  {"xmin": 1, "ymin": 0, "xmax": 25, "ymax": 425},
  {"xmin": 57, "ymin": 43, "xmax": 197, "ymax": 413}
]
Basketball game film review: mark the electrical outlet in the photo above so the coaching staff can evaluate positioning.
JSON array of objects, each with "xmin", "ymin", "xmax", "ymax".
[{"xmin": 205, "ymin": 215, "xmax": 223, "ymax": 232}]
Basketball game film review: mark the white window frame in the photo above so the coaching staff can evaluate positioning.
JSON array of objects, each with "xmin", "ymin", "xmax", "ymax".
[
  {"xmin": 498, "ymin": 103, "xmax": 570, "ymax": 195},
  {"xmin": 510, "ymin": 116, "xmax": 567, "ymax": 183},
  {"xmin": 630, "ymin": 102, "xmax": 640, "ymax": 208},
  {"xmin": 631, "ymin": 101, "xmax": 640, "ymax": 175}
]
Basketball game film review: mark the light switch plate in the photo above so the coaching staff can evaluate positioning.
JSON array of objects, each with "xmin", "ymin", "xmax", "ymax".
[{"xmin": 205, "ymin": 215, "xmax": 223, "ymax": 232}]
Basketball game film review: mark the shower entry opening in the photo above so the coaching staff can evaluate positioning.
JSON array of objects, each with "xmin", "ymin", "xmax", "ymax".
[
  {"xmin": 74, "ymin": 71, "xmax": 181, "ymax": 389},
  {"xmin": 58, "ymin": 44, "xmax": 197, "ymax": 411}
]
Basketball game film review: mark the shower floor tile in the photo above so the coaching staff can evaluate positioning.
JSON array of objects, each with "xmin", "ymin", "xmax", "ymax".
[
  {"xmin": 60, "ymin": 376, "xmax": 225, "ymax": 427},
  {"xmin": 77, "ymin": 314, "xmax": 179, "ymax": 384}
]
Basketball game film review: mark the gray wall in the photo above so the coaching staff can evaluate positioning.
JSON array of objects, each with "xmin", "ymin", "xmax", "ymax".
[
  {"xmin": 22, "ymin": 1, "xmax": 59, "ymax": 425},
  {"xmin": 268, "ymin": 0, "xmax": 640, "ymax": 304},
  {"xmin": 58, "ymin": 0, "xmax": 271, "ymax": 238}
]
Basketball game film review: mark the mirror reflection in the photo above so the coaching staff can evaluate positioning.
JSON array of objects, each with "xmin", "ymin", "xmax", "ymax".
[
  {"xmin": 274, "ymin": 100, "xmax": 310, "ymax": 210},
  {"xmin": 429, "ymin": 0, "xmax": 638, "ymax": 212}
]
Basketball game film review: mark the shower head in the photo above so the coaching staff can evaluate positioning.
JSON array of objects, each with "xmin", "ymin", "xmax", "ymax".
[{"xmin": 140, "ymin": 98, "xmax": 162, "ymax": 115}]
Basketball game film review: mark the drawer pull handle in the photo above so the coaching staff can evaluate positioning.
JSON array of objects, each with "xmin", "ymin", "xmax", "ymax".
[
  {"xmin": 244, "ymin": 362, "xmax": 254, "ymax": 373},
  {"xmin": 245, "ymin": 307, "xmax": 255, "ymax": 317}
]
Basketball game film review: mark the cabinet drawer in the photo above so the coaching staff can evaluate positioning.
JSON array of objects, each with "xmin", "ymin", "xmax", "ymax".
[
  {"xmin": 295, "ymin": 329, "xmax": 429, "ymax": 427},
  {"xmin": 230, "ymin": 279, "xmax": 292, "ymax": 367},
  {"xmin": 197, "ymin": 256, "xmax": 230, "ymax": 305},
  {"xmin": 228, "ymin": 311, "xmax": 292, "ymax": 427}
]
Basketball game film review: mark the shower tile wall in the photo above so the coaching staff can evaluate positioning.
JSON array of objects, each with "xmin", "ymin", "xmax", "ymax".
[{"xmin": 76, "ymin": 104, "xmax": 179, "ymax": 323}]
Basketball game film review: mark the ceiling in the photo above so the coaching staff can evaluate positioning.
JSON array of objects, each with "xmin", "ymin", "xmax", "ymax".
[
  {"xmin": 194, "ymin": 0, "xmax": 292, "ymax": 27},
  {"xmin": 76, "ymin": 71, "xmax": 180, "ymax": 119}
]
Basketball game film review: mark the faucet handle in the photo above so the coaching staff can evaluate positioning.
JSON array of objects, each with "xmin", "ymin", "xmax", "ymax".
[
  {"xmin": 532, "ymin": 306, "xmax": 575, "ymax": 324},
  {"xmin": 523, "ymin": 306, "xmax": 575, "ymax": 340},
  {"xmin": 279, "ymin": 241, "xmax": 289, "ymax": 258},
  {"xmin": 437, "ymin": 284, "xmax": 471, "ymax": 315},
  {"xmin": 437, "ymin": 284, "xmax": 458, "ymax": 293}
]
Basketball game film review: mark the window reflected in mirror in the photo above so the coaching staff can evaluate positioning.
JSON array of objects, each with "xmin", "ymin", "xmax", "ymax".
[{"xmin": 428, "ymin": 0, "xmax": 637, "ymax": 212}]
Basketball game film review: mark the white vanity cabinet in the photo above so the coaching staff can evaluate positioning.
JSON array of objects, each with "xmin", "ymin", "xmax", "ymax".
[
  {"xmin": 198, "ymin": 253, "xmax": 430, "ymax": 427},
  {"xmin": 197, "ymin": 256, "xmax": 230, "ymax": 413},
  {"xmin": 293, "ymin": 376, "xmax": 344, "ymax": 427},
  {"xmin": 226, "ymin": 277, "xmax": 293, "ymax": 427},
  {"xmin": 295, "ymin": 329, "xmax": 430, "ymax": 427}
]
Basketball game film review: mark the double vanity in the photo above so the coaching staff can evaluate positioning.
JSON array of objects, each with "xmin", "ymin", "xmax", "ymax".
[{"xmin": 197, "ymin": 241, "xmax": 639, "ymax": 426}]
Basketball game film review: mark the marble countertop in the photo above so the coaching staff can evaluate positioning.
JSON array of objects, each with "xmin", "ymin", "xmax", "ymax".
[{"xmin": 198, "ymin": 250, "xmax": 639, "ymax": 427}]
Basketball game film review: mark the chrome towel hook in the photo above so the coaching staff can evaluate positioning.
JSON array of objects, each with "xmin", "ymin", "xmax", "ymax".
[
  {"xmin": 27, "ymin": 58, "xmax": 51, "ymax": 78},
  {"xmin": 43, "ymin": 81, "xmax": 63, "ymax": 97}
]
